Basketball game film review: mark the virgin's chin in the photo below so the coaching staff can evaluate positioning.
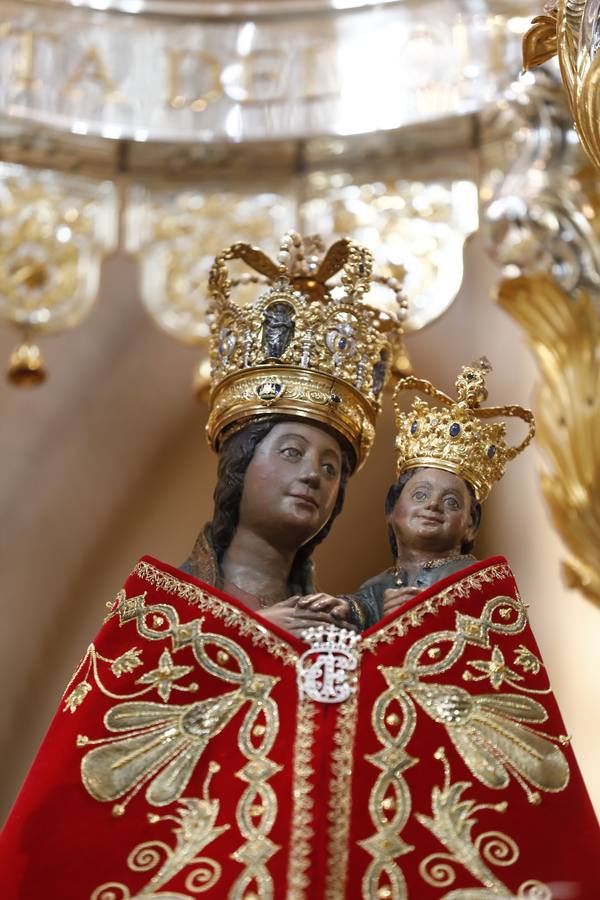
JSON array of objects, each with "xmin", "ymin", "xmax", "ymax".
[{"xmin": 282, "ymin": 508, "xmax": 323, "ymax": 540}]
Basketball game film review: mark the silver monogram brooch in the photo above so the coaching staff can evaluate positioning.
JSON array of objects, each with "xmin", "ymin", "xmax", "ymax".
[{"xmin": 297, "ymin": 625, "xmax": 361, "ymax": 703}]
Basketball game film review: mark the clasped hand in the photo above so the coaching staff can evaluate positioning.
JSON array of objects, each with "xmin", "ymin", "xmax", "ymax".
[
  {"xmin": 383, "ymin": 585, "xmax": 421, "ymax": 616},
  {"xmin": 259, "ymin": 593, "xmax": 354, "ymax": 639}
]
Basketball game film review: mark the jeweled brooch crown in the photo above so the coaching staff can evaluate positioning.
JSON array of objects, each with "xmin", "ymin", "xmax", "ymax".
[
  {"xmin": 394, "ymin": 359, "xmax": 536, "ymax": 500},
  {"xmin": 205, "ymin": 231, "xmax": 406, "ymax": 469}
]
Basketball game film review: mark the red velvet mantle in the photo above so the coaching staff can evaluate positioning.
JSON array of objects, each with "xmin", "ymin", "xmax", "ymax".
[{"xmin": 1, "ymin": 555, "xmax": 599, "ymax": 899}]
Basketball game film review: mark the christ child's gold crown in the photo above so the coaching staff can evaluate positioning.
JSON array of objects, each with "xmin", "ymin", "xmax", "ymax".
[
  {"xmin": 206, "ymin": 231, "xmax": 406, "ymax": 469},
  {"xmin": 393, "ymin": 359, "xmax": 535, "ymax": 500}
]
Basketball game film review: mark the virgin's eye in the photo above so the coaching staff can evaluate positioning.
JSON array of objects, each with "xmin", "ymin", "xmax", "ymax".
[
  {"xmin": 281, "ymin": 446, "xmax": 302, "ymax": 459},
  {"xmin": 322, "ymin": 462, "xmax": 339, "ymax": 478}
]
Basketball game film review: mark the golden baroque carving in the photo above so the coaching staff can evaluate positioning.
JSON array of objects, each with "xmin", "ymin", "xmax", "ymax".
[
  {"xmin": 523, "ymin": 2, "xmax": 600, "ymax": 172},
  {"xmin": 497, "ymin": 273, "xmax": 600, "ymax": 608}
]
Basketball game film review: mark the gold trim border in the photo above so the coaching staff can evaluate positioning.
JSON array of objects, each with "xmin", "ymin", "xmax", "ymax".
[
  {"xmin": 325, "ymin": 691, "xmax": 359, "ymax": 900},
  {"xmin": 286, "ymin": 699, "xmax": 319, "ymax": 899},
  {"xmin": 133, "ymin": 560, "xmax": 299, "ymax": 666},
  {"xmin": 361, "ymin": 562, "xmax": 513, "ymax": 653},
  {"xmin": 133, "ymin": 560, "xmax": 514, "ymax": 663}
]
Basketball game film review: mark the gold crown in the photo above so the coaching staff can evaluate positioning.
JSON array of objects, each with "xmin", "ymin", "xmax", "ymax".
[
  {"xmin": 393, "ymin": 359, "xmax": 535, "ymax": 500},
  {"xmin": 206, "ymin": 232, "xmax": 406, "ymax": 469}
]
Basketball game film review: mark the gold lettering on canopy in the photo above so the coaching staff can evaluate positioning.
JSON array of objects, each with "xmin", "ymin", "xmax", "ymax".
[
  {"xmin": 0, "ymin": 25, "xmax": 58, "ymax": 91},
  {"xmin": 0, "ymin": 22, "xmax": 347, "ymax": 115},
  {"xmin": 167, "ymin": 49, "xmax": 223, "ymax": 111},
  {"xmin": 237, "ymin": 49, "xmax": 287, "ymax": 104},
  {"xmin": 61, "ymin": 46, "xmax": 121, "ymax": 102},
  {"xmin": 300, "ymin": 43, "xmax": 340, "ymax": 101}
]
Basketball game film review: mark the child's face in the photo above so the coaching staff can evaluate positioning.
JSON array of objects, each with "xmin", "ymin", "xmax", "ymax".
[{"xmin": 388, "ymin": 468, "xmax": 477, "ymax": 556}]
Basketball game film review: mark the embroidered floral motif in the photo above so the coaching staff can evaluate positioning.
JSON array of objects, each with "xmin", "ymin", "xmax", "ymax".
[
  {"xmin": 91, "ymin": 765, "xmax": 228, "ymax": 899},
  {"xmin": 408, "ymin": 683, "xmax": 569, "ymax": 802},
  {"xmin": 63, "ymin": 641, "xmax": 197, "ymax": 713},
  {"xmin": 135, "ymin": 648, "xmax": 195, "ymax": 702},
  {"xmin": 64, "ymin": 680, "xmax": 92, "ymax": 713},
  {"xmin": 464, "ymin": 645, "xmax": 524, "ymax": 690},
  {"xmin": 111, "ymin": 648, "xmax": 143, "ymax": 677},
  {"xmin": 417, "ymin": 747, "xmax": 551, "ymax": 899},
  {"xmin": 514, "ymin": 644, "xmax": 542, "ymax": 675}
]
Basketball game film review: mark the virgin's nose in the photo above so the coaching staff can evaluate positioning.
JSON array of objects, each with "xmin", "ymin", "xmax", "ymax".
[{"xmin": 299, "ymin": 454, "xmax": 320, "ymax": 488}]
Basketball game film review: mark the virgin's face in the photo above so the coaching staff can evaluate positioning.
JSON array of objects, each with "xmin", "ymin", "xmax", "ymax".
[
  {"xmin": 389, "ymin": 468, "xmax": 476, "ymax": 556},
  {"xmin": 238, "ymin": 421, "xmax": 343, "ymax": 550}
]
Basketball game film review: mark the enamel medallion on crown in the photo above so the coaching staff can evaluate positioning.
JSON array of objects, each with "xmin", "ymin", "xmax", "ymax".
[{"xmin": 206, "ymin": 232, "xmax": 406, "ymax": 469}]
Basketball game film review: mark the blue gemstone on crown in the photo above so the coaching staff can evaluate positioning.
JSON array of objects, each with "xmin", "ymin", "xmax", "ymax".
[
  {"xmin": 449, "ymin": 423, "xmax": 461, "ymax": 437},
  {"xmin": 410, "ymin": 422, "xmax": 418, "ymax": 435},
  {"xmin": 487, "ymin": 445, "xmax": 496, "ymax": 458}
]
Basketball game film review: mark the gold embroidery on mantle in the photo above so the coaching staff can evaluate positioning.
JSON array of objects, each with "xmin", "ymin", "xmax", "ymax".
[
  {"xmin": 91, "ymin": 765, "xmax": 228, "ymax": 899},
  {"xmin": 135, "ymin": 649, "xmax": 195, "ymax": 702},
  {"xmin": 286, "ymin": 700, "xmax": 318, "ymax": 899},
  {"xmin": 74, "ymin": 588, "xmax": 282, "ymax": 897},
  {"xmin": 132, "ymin": 560, "xmax": 299, "ymax": 665},
  {"xmin": 63, "ymin": 638, "xmax": 198, "ymax": 714},
  {"xmin": 361, "ymin": 562, "xmax": 513, "ymax": 653},
  {"xmin": 362, "ymin": 593, "xmax": 570, "ymax": 895},
  {"xmin": 359, "ymin": 668, "xmax": 418, "ymax": 900},
  {"xmin": 463, "ymin": 644, "xmax": 550, "ymax": 695},
  {"xmin": 513, "ymin": 644, "xmax": 542, "ymax": 675},
  {"xmin": 409, "ymin": 684, "xmax": 569, "ymax": 803},
  {"xmin": 397, "ymin": 594, "xmax": 569, "ymax": 803},
  {"xmin": 112, "ymin": 647, "xmax": 144, "ymax": 677},
  {"xmin": 230, "ymin": 693, "xmax": 282, "ymax": 899},
  {"xmin": 325, "ymin": 691, "xmax": 359, "ymax": 899},
  {"xmin": 80, "ymin": 689, "xmax": 255, "ymax": 810},
  {"xmin": 416, "ymin": 747, "xmax": 551, "ymax": 899}
]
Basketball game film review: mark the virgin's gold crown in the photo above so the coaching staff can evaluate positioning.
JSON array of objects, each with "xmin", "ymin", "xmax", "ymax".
[
  {"xmin": 394, "ymin": 360, "xmax": 535, "ymax": 500},
  {"xmin": 206, "ymin": 232, "xmax": 406, "ymax": 469}
]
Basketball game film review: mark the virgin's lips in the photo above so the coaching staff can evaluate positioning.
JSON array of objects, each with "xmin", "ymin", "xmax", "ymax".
[{"xmin": 290, "ymin": 493, "xmax": 319, "ymax": 509}]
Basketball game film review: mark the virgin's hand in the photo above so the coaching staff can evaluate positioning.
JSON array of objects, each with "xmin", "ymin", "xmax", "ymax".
[
  {"xmin": 295, "ymin": 592, "xmax": 351, "ymax": 623},
  {"xmin": 260, "ymin": 596, "xmax": 343, "ymax": 639},
  {"xmin": 383, "ymin": 586, "xmax": 421, "ymax": 617}
]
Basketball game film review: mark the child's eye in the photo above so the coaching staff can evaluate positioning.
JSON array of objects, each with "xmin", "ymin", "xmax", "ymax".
[
  {"xmin": 444, "ymin": 496, "xmax": 460, "ymax": 509},
  {"xmin": 413, "ymin": 490, "xmax": 427, "ymax": 501}
]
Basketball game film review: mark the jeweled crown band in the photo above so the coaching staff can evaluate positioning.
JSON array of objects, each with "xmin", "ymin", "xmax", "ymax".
[{"xmin": 207, "ymin": 366, "xmax": 375, "ymax": 464}]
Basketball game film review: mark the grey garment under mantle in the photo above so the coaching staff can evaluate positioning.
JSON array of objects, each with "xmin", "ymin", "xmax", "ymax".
[{"xmin": 349, "ymin": 556, "xmax": 477, "ymax": 630}]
